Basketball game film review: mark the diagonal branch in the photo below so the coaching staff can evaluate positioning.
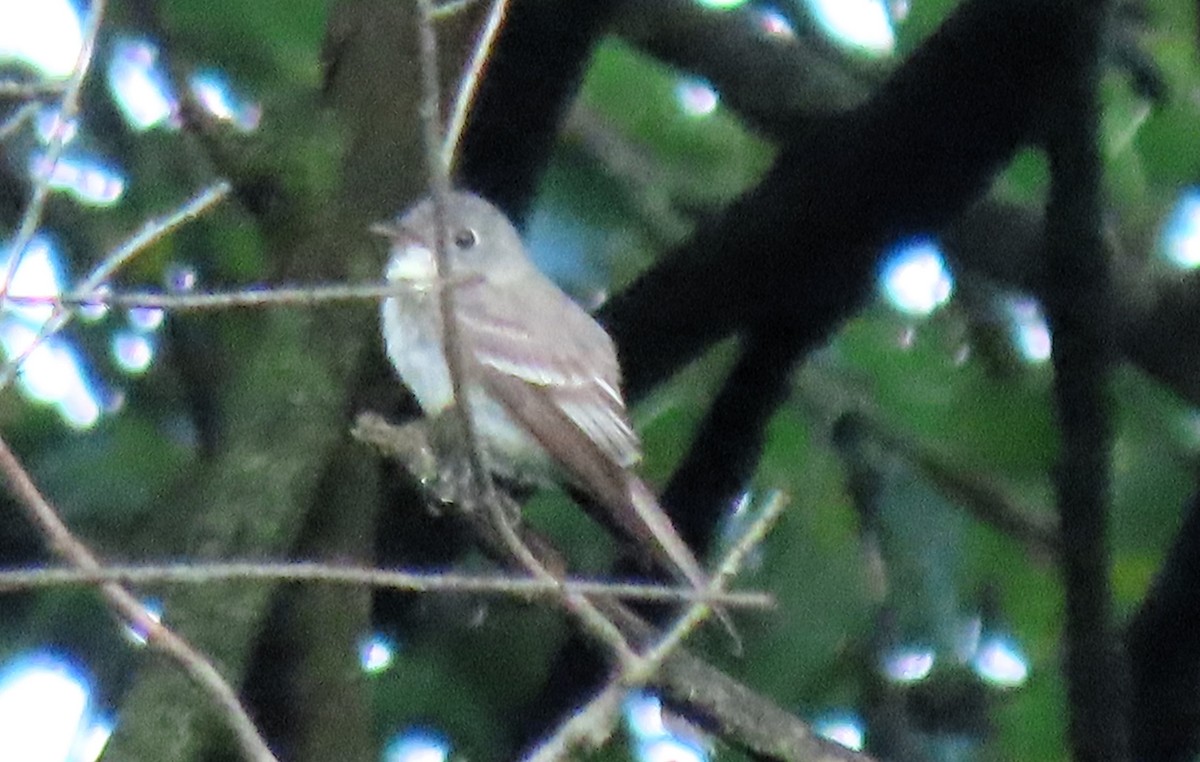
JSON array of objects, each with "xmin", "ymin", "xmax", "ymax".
[
  {"xmin": 0, "ymin": 0, "xmax": 107, "ymax": 299},
  {"xmin": 0, "ymin": 181, "xmax": 232, "ymax": 390},
  {"xmin": 522, "ymin": 493, "xmax": 795, "ymax": 762},
  {"xmin": 0, "ymin": 434, "xmax": 279, "ymax": 762}
]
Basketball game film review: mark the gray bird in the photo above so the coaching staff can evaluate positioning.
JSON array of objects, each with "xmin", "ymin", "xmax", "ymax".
[{"xmin": 374, "ymin": 191, "xmax": 724, "ymax": 626}]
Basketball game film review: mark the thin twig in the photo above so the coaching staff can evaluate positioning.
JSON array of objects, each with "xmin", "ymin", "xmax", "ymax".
[
  {"xmin": 0, "ymin": 434, "xmax": 280, "ymax": 762},
  {"xmin": 0, "ymin": 181, "xmax": 232, "ymax": 390},
  {"xmin": 522, "ymin": 492, "xmax": 788, "ymax": 762},
  {"xmin": 0, "ymin": 561, "xmax": 773, "ymax": 608},
  {"xmin": 443, "ymin": 0, "xmax": 511, "ymax": 172},
  {"xmin": 413, "ymin": 0, "xmax": 637, "ymax": 664},
  {"xmin": 0, "ymin": 102, "xmax": 40, "ymax": 143},
  {"xmin": 491, "ymin": 491, "xmax": 642, "ymax": 664},
  {"xmin": 431, "ymin": 0, "xmax": 479, "ymax": 19},
  {"xmin": 0, "ymin": 0, "xmax": 106, "ymax": 300},
  {"xmin": 2, "ymin": 279, "xmax": 468, "ymax": 312},
  {"xmin": 414, "ymin": 0, "xmax": 488, "ymax": 491},
  {"xmin": 0, "ymin": 80, "xmax": 69, "ymax": 98},
  {"xmin": 354, "ymin": 410, "xmax": 644, "ymax": 661},
  {"xmin": 523, "ymin": 682, "xmax": 626, "ymax": 761},
  {"xmin": 631, "ymin": 491, "xmax": 785, "ymax": 678}
]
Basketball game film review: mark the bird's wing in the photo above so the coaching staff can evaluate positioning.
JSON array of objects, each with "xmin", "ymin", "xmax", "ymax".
[
  {"xmin": 455, "ymin": 278, "xmax": 642, "ymax": 469},
  {"xmin": 453, "ymin": 277, "xmax": 709, "ymax": 583},
  {"xmin": 481, "ymin": 366, "xmax": 715, "ymax": 598}
]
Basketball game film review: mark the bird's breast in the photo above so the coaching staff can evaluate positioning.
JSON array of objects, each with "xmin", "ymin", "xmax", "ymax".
[
  {"xmin": 381, "ymin": 292, "xmax": 455, "ymax": 414},
  {"xmin": 380, "ymin": 292, "xmax": 555, "ymax": 484}
]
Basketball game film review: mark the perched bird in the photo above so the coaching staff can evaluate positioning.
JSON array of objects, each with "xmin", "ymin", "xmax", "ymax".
[{"xmin": 374, "ymin": 191, "xmax": 723, "ymax": 625}]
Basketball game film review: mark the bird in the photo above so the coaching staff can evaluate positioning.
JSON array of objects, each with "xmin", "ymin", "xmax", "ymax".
[{"xmin": 373, "ymin": 190, "xmax": 730, "ymax": 638}]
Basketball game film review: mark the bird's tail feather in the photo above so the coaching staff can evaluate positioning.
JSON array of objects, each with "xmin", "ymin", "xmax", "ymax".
[{"xmin": 627, "ymin": 478, "xmax": 742, "ymax": 653}]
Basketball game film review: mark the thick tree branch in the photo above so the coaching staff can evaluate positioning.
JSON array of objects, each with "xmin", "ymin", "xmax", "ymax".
[
  {"xmin": 453, "ymin": 0, "xmax": 623, "ymax": 220},
  {"xmin": 663, "ymin": 330, "xmax": 804, "ymax": 552},
  {"xmin": 1041, "ymin": 1, "xmax": 1127, "ymax": 758},
  {"xmin": 590, "ymin": 0, "xmax": 1073, "ymax": 584},
  {"xmin": 603, "ymin": 0, "xmax": 1066, "ymax": 398},
  {"xmin": 613, "ymin": 0, "xmax": 873, "ymax": 137},
  {"xmin": 105, "ymin": 0, "xmax": 476, "ymax": 756},
  {"xmin": 943, "ymin": 200, "xmax": 1200, "ymax": 408},
  {"xmin": 241, "ymin": 440, "xmax": 378, "ymax": 762},
  {"xmin": 1127, "ymin": 488, "xmax": 1200, "ymax": 761}
]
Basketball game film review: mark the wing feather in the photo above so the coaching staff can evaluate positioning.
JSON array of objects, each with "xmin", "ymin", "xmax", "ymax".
[
  {"xmin": 455, "ymin": 277, "xmax": 642, "ymax": 469},
  {"xmin": 453, "ymin": 272, "xmax": 737, "ymax": 646}
]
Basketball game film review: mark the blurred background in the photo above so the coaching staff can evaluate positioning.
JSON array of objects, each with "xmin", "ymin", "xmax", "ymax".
[{"xmin": 0, "ymin": 0, "xmax": 1197, "ymax": 760}]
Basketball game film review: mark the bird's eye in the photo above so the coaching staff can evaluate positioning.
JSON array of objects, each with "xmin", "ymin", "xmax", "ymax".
[{"xmin": 453, "ymin": 228, "xmax": 478, "ymax": 249}]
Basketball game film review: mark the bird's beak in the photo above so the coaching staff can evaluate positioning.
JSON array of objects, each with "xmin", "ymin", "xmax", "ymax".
[
  {"xmin": 372, "ymin": 220, "xmax": 436, "ymax": 281},
  {"xmin": 377, "ymin": 222, "xmax": 436, "ymax": 283},
  {"xmin": 370, "ymin": 219, "xmax": 415, "ymax": 243}
]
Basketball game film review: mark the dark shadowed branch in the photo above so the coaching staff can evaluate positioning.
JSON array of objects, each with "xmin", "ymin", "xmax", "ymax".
[
  {"xmin": 453, "ymin": 0, "xmax": 623, "ymax": 220},
  {"xmin": 598, "ymin": 0, "xmax": 1071, "ymax": 593},
  {"xmin": 602, "ymin": 0, "xmax": 1068, "ymax": 397},
  {"xmin": 1127, "ymin": 488, "xmax": 1200, "ymax": 761},
  {"xmin": 613, "ymin": 0, "xmax": 873, "ymax": 137},
  {"xmin": 506, "ymin": 0, "xmax": 1081, "ymax": 750},
  {"xmin": 943, "ymin": 200, "xmax": 1200, "ymax": 408},
  {"xmin": 663, "ymin": 329, "xmax": 805, "ymax": 553},
  {"xmin": 1040, "ymin": 0, "xmax": 1128, "ymax": 758}
]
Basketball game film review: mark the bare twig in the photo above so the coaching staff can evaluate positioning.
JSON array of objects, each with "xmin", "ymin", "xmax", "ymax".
[
  {"xmin": 522, "ymin": 492, "xmax": 788, "ymax": 762},
  {"xmin": 633, "ymin": 492, "xmax": 785, "ymax": 675},
  {"xmin": 0, "ymin": 102, "xmax": 40, "ymax": 143},
  {"xmin": 356, "ymin": 411, "xmax": 650, "ymax": 662},
  {"xmin": 431, "ymin": 0, "xmax": 480, "ymax": 19},
  {"xmin": 0, "ymin": 0, "xmax": 106, "ymax": 300},
  {"xmin": 413, "ymin": 0, "xmax": 488, "ymax": 493},
  {"xmin": 414, "ymin": 0, "xmax": 639, "ymax": 664},
  {"xmin": 0, "ymin": 561, "xmax": 774, "ymax": 608},
  {"xmin": 443, "ymin": 0, "xmax": 511, "ymax": 171},
  {"xmin": 0, "ymin": 181, "xmax": 232, "ymax": 390},
  {"xmin": 2, "ymin": 279, "xmax": 463, "ymax": 312},
  {"xmin": 491, "ymin": 491, "xmax": 642, "ymax": 664},
  {"xmin": 0, "ymin": 80, "xmax": 69, "ymax": 98},
  {"xmin": 0, "ymin": 434, "xmax": 280, "ymax": 762}
]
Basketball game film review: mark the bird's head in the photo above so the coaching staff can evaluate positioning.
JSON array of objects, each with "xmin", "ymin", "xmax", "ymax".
[{"xmin": 372, "ymin": 191, "xmax": 530, "ymax": 285}]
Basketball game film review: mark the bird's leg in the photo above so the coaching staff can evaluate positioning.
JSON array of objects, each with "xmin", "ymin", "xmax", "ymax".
[
  {"xmin": 418, "ymin": 409, "xmax": 476, "ymax": 509},
  {"xmin": 427, "ymin": 406, "xmax": 527, "ymax": 527},
  {"xmin": 351, "ymin": 412, "xmax": 457, "ymax": 514}
]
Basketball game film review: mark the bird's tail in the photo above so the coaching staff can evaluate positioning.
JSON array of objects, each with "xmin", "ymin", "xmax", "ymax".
[{"xmin": 627, "ymin": 477, "xmax": 742, "ymax": 653}]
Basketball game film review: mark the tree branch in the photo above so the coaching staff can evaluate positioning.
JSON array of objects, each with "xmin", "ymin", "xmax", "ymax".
[
  {"xmin": 0, "ymin": 434, "xmax": 279, "ymax": 762},
  {"xmin": 453, "ymin": 0, "xmax": 623, "ymax": 219},
  {"xmin": 603, "ymin": 0, "xmax": 1069, "ymax": 399},
  {"xmin": 1040, "ymin": 1, "xmax": 1128, "ymax": 758},
  {"xmin": 1127, "ymin": 487, "xmax": 1200, "ymax": 761},
  {"xmin": 613, "ymin": 0, "xmax": 873, "ymax": 137}
]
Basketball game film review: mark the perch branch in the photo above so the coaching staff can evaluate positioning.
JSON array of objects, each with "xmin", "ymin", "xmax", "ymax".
[{"xmin": 416, "ymin": 0, "xmax": 638, "ymax": 663}]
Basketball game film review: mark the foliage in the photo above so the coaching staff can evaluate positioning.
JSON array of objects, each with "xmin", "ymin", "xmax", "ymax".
[{"xmin": 2, "ymin": 0, "xmax": 1199, "ymax": 760}]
